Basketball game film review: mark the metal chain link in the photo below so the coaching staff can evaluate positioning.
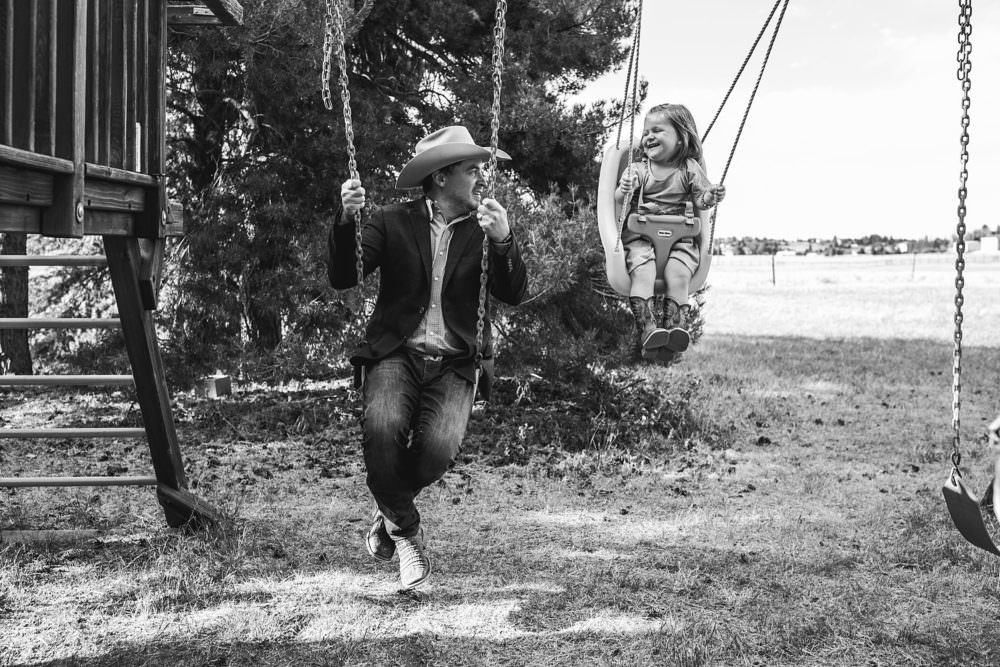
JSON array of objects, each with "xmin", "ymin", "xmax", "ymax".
[
  {"xmin": 324, "ymin": 0, "xmax": 367, "ymax": 299},
  {"xmin": 474, "ymin": 0, "xmax": 507, "ymax": 367},
  {"xmin": 321, "ymin": 0, "xmax": 336, "ymax": 112},
  {"xmin": 952, "ymin": 0, "xmax": 972, "ymax": 467}
]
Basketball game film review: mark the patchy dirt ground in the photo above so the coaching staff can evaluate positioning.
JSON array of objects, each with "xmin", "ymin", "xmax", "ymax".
[{"xmin": 2, "ymin": 334, "xmax": 1000, "ymax": 666}]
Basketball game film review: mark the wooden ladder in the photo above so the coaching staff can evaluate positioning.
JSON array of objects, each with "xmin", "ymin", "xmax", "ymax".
[{"xmin": 0, "ymin": 248, "xmax": 219, "ymax": 529}]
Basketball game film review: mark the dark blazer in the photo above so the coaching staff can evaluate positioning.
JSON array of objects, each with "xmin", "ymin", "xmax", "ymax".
[{"xmin": 328, "ymin": 198, "xmax": 528, "ymax": 392}]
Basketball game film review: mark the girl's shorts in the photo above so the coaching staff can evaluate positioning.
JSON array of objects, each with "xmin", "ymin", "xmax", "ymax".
[{"xmin": 624, "ymin": 237, "xmax": 699, "ymax": 275}]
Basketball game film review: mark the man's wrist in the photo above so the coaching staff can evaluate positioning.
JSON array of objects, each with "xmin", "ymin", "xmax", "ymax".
[{"xmin": 490, "ymin": 231, "xmax": 514, "ymax": 254}]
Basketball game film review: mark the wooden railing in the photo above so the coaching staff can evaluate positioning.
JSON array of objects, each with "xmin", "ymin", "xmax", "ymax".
[{"xmin": 0, "ymin": 0, "xmax": 166, "ymax": 238}]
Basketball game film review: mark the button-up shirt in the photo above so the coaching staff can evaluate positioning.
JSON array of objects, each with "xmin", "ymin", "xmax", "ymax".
[{"xmin": 405, "ymin": 200, "xmax": 470, "ymax": 356}]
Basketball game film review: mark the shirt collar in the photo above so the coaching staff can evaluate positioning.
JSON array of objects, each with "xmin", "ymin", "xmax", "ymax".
[{"xmin": 424, "ymin": 197, "xmax": 474, "ymax": 225}]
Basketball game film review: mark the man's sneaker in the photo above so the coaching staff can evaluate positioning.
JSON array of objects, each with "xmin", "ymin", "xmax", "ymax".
[
  {"xmin": 393, "ymin": 529, "xmax": 430, "ymax": 589},
  {"xmin": 365, "ymin": 511, "xmax": 395, "ymax": 562}
]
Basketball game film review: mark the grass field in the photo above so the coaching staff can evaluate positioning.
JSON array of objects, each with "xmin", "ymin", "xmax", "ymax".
[{"xmin": 3, "ymin": 255, "xmax": 1000, "ymax": 666}]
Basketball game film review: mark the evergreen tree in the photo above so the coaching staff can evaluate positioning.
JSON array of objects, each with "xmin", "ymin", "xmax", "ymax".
[{"xmin": 163, "ymin": 0, "xmax": 635, "ymax": 367}]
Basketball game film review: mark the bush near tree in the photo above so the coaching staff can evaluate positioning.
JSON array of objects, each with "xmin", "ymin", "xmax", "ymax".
[{"xmin": 155, "ymin": 0, "xmax": 635, "ymax": 381}]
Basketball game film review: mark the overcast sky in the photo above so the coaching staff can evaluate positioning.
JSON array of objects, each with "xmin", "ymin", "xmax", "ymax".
[{"xmin": 573, "ymin": 0, "xmax": 1000, "ymax": 241}]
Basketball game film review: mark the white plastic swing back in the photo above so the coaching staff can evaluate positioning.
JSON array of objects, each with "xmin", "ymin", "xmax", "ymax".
[{"xmin": 596, "ymin": 142, "xmax": 713, "ymax": 298}]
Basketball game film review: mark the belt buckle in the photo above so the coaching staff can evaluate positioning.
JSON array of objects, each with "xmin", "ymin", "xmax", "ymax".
[{"xmin": 424, "ymin": 354, "xmax": 444, "ymax": 363}]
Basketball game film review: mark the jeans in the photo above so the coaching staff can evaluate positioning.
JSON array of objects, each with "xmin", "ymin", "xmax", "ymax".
[{"xmin": 361, "ymin": 349, "xmax": 475, "ymax": 538}]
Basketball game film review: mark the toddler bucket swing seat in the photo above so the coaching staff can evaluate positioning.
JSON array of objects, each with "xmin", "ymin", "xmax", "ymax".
[
  {"xmin": 596, "ymin": 0, "xmax": 790, "ymax": 299},
  {"xmin": 597, "ymin": 147, "xmax": 710, "ymax": 296}
]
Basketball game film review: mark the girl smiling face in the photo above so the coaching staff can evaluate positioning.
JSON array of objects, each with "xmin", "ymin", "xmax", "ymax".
[{"xmin": 641, "ymin": 113, "xmax": 682, "ymax": 165}]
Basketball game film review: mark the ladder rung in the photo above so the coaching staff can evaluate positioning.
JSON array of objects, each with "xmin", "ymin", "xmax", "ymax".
[
  {"xmin": 0, "ymin": 255, "xmax": 107, "ymax": 267},
  {"xmin": 0, "ymin": 318, "xmax": 120, "ymax": 329},
  {"xmin": 0, "ymin": 427, "xmax": 146, "ymax": 439},
  {"xmin": 0, "ymin": 476, "xmax": 157, "ymax": 488},
  {"xmin": 0, "ymin": 375, "xmax": 133, "ymax": 387}
]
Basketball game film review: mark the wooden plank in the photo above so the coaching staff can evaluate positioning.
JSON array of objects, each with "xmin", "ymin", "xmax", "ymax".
[
  {"xmin": 124, "ymin": 0, "xmax": 136, "ymax": 171},
  {"xmin": 136, "ymin": 0, "xmax": 165, "ymax": 238},
  {"xmin": 165, "ymin": 200, "xmax": 183, "ymax": 236},
  {"xmin": 98, "ymin": 0, "xmax": 110, "ymax": 166},
  {"xmin": 0, "ymin": 205, "xmax": 41, "ymax": 233},
  {"xmin": 10, "ymin": 0, "xmax": 34, "ymax": 151},
  {"xmin": 200, "ymin": 0, "xmax": 243, "ymax": 26},
  {"xmin": 0, "ymin": 476, "xmax": 155, "ymax": 487},
  {"xmin": 136, "ymin": 0, "xmax": 147, "ymax": 173},
  {"xmin": 0, "ymin": 317, "xmax": 120, "ymax": 329},
  {"xmin": 85, "ymin": 0, "xmax": 97, "ymax": 162},
  {"xmin": 167, "ymin": 5, "xmax": 222, "ymax": 25},
  {"xmin": 0, "ymin": 529, "xmax": 102, "ymax": 542},
  {"xmin": 42, "ymin": 0, "xmax": 86, "ymax": 237},
  {"xmin": 137, "ymin": 237, "xmax": 163, "ymax": 309},
  {"xmin": 0, "ymin": 254, "xmax": 106, "ymax": 266},
  {"xmin": 0, "ymin": 165, "xmax": 54, "ymax": 206},
  {"xmin": 33, "ymin": 0, "xmax": 54, "ymax": 156},
  {"xmin": 2, "ymin": 1, "xmax": 12, "ymax": 145},
  {"xmin": 85, "ymin": 162, "xmax": 156, "ymax": 186},
  {"xmin": 0, "ymin": 145, "xmax": 75, "ymax": 173},
  {"xmin": 0, "ymin": 427, "xmax": 144, "ymax": 438},
  {"xmin": 84, "ymin": 210, "xmax": 134, "ymax": 236},
  {"xmin": 46, "ymin": 0, "xmax": 56, "ymax": 156},
  {"xmin": 103, "ymin": 235, "xmax": 199, "ymax": 517},
  {"xmin": 83, "ymin": 178, "xmax": 145, "ymax": 212},
  {"xmin": 109, "ymin": 0, "xmax": 124, "ymax": 168},
  {"xmin": 0, "ymin": 374, "xmax": 131, "ymax": 385},
  {"xmin": 156, "ymin": 484, "xmax": 220, "ymax": 529}
]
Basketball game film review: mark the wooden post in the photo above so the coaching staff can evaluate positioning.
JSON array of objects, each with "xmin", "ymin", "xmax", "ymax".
[
  {"xmin": 136, "ymin": 0, "xmax": 164, "ymax": 239},
  {"xmin": 771, "ymin": 252, "xmax": 776, "ymax": 285},
  {"xmin": 103, "ymin": 234, "xmax": 219, "ymax": 528},
  {"xmin": 41, "ymin": 0, "xmax": 86, "ymax": 237}
]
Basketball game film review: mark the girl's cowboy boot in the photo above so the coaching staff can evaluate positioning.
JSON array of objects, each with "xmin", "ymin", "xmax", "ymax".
[
  {"xmin": 629, "ymin": 296, "xmax": 669, "ymax": 360},
  {"xmin": 662, "ymin": 298, "xmax": 691, "ymax": 352}
]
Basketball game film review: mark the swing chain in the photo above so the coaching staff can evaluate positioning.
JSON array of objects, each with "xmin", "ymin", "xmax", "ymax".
[
  {"xmin": 322, "ymin": 0, "xmax": 335, "ymax": 112},
  {"xmin": 475, "ymin": 0, "xmax": 508, "ymax": 367},
  {"xmin": 324, "ymin": 0, "xmax": 367, "ymax": 295},
  {"xmin": 952, "ymin": 0, "xmax": 972, "ymax": 467}
]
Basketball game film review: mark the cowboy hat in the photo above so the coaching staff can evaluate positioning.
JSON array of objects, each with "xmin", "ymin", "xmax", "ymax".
[{"xmin": 395, "ymin": 125, "xmax": 510, "ymax": 189}]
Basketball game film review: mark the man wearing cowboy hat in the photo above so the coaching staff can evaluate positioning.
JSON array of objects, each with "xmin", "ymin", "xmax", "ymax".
[{"xmin": 329, "ymin": 125, "xmax": 528, "ymax": 590}]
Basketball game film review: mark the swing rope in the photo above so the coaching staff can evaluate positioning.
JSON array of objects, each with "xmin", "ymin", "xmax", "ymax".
[
  {"xmin": 475, "ymin": 0, "xmax": 508, "ymax": 370},
  {"xmin": 701, "ymin": 0, "xmax": 783, "ymax": 144},
  {"xmin": 614, "ymin": 0, "xmax": 643, "ymax": 252},
  {"xmin": 705, "ymin": 0, "xmax": 791, "ymax": 253},
  {"xmin": 615, "ymin": 2, "xmax": 643, "ymax": 151}
]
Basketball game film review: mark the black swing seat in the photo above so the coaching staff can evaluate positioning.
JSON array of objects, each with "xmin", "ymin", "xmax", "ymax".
[
  {"xmin": 625, "ymin": 204, "xmax": 702, "ymax": 290},
  {"xmin": 943, "ymin": 464, "xmax": 1000, "ymax": 556}
]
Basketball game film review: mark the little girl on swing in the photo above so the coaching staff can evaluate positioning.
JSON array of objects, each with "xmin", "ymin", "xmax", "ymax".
[{"xmin": 615, "ymin": 103, "xmax": 726, "ymax": 361}]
